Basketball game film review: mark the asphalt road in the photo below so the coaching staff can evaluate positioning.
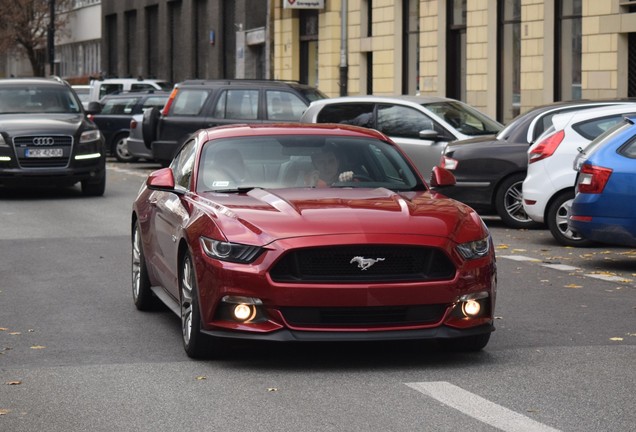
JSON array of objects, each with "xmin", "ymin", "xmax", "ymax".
[{"xmin": 0, "ymin": 160, "xmax": 634, "ymax": 432}]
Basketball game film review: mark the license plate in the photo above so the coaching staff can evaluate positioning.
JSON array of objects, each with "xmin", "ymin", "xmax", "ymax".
[{"xmin": 25, "ymin": 148, "xmax": 63, "ymax": 158}]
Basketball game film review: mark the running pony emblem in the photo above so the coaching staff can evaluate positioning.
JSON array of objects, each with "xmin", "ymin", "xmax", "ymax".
[{"xmin": 350, "ymin": 256, "xmax": 385, "ymax": 271}]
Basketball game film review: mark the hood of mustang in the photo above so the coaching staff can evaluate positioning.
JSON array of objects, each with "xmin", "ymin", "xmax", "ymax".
[{"xmin": 194, "ymin": 187, "xmax": 486, "ymax": 246}]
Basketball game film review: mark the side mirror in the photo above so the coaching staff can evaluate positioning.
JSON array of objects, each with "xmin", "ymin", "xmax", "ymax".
[
  {"xmin": 86, "ymin": 101, "xmax": 102, "ymax": 114},
  {"xmin": 429, "ymin": 166, "xmax": 456, "ymax": 187},
  {"xmin": 146, "ymin": 167, "xmax": 175, "ymax": 190}
]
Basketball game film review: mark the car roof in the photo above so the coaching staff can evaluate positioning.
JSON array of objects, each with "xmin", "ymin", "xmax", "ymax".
[
  {"xmin": 308, "ymin": 95, "xmax": 455, "ymax": 106},
  {"xmin": 197, "ymin": 123, "xmax": 391, "ymax": 142},
  {"xmin": 550, "ymin": 103, "xmax": 636, "ymax": 130},
  {"xmin": 0, "ymin": 77, "xmax": 68, "ymax": 87},
  {"xmin": 176, "ymin": 79, "xmax": 318, "ymax": 89}
]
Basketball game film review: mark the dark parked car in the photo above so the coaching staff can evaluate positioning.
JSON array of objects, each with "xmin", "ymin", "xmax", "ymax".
[
  {"xmin": 570, "ymin": 114, "xmax": 636, "ymax": 246},
  {"xmin": 437, "ymin": 100, "xmax": 636, "ymax": 228},
  {"xmin": 141, "ymin": 80, "xmax": 327, "ymax": 165},
  {"xmin": 0, "ymin": 77, "xmax": 106, "ymax": 196},
  {"xmin": 132, "ymin": 123, "xmax": 496, "ymax": 358},
  {"xmin": 91, "ymin": 91, "xmax": 169, "ymax": 162}
]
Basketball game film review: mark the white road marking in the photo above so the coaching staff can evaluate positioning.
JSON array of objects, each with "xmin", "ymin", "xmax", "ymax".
[
  {"xmin": 406, "ymin": 381, "xmax": 562, "ymax": 432},
  {"xmin": 542, "ymin": 263, "xmax": 579, "ymax": 272},
  {"xmin": 500, "ymin": 255, "xmax": 541, "ymax": 262}
]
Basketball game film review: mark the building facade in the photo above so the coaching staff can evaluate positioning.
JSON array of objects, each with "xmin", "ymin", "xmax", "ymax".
[
  {"xmin": 98, "ymin": 0, "xmax": 636, "ymax": 124},
  {"xmin": 101, "ymin": 0, "xmax": 269, "ymax": 84},
  {"xmin": 275, "ymin": 0, "xmax": 636, "ymax": 123}
]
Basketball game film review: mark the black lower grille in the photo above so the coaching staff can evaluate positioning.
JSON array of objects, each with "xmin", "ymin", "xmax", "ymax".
[
  {"xmin": 281, "ymin": 305, "xmax": 447, "ymax": 327},
  {"xmin": 270, "ymin": 245, "xmax": 455, "ymax": 283}
]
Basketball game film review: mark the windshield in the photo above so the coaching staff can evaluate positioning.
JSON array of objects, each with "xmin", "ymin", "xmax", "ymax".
[
  {"xmin": 423, "ymin": 101, "xmax": 502, "ymax": 136},
  {"xmin": 197, "ymin": 135, "xmax": 424, "ymax": 193},
  {"xmin": 0, "ymin": 86, "xmax": 82, "ymax": 114}
]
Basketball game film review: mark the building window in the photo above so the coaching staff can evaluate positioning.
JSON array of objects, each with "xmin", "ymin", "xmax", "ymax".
[
  {"xmin": 556, "ymin": 0, "xmax": 582, "ymax": 100},
  {"xmin": 300, "ymin": 9, "xmax": 319, "ymax": 87},
  {"xmin": 402, "ymin": 0, "xmax": 420, "ymax": 95},
  {"xmin": 447, "ymin": 0, "xmax": 466, "ymax": 101},
  {"xmin": 498, "ymin": 0, "xmax": 521, "ymax": 123}
]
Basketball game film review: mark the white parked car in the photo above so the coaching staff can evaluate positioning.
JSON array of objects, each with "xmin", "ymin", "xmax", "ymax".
[
  {"xmin": 300, "ymin": 96, "xmax": 503, "ymax": 178},
  {"xmin": 522, "ymin": 104, "xmax": 636, "ymax": 246}
]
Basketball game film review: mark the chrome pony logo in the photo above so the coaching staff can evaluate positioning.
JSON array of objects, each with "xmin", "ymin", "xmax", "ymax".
[{"xmin": 350, "ymin": 256, "xmax": 385, "ymax": 271}]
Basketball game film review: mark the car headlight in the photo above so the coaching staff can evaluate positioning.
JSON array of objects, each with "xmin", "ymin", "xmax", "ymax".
[
  {"xmin": 456, "ymin": 237, "xmax": 490, "ymax": 260},
  {"xmin": 200, "ymin": 237, "xmax": 263, "ymax": 263},
  {"xmin": 80, "ymin": 129, "xmax": 101, "ymax": 143}
]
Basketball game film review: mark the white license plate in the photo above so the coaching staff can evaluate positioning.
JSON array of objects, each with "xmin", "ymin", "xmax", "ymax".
[{"xmin": 25, "ymin": 148, "xmax": 63, "ymax": 158}]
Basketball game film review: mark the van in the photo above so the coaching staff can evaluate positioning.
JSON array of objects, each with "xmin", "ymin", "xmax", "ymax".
[{"xmin": 88, "ymin": 78, "xmax": 172, "ymax": 103}]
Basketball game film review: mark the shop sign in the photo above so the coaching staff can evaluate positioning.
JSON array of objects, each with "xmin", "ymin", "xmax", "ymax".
[{"xmin": 283, "ymin": 0, "xmax": 324, "ymax": 9}]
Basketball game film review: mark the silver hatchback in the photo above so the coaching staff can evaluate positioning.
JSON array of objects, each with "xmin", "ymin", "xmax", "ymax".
[{"xmin": 300, "ymin": 95, "xmax": 502, "ymax": 179}]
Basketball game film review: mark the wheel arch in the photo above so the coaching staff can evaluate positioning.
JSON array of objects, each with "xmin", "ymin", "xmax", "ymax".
[{"xmin": 544, "ymin": 187, "xmax": 575, "ymax": 222}]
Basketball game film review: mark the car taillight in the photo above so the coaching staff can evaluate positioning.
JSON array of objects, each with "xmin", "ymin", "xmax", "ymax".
[
  {"xmin": 576, "ymin": 164, "xmax": 612, "ymax": 194},
  {"xmin": 528, "ymin": 129, "xmax": 565, "ymax": 164},
  {"xmin": 162, "ymin": 88, "xmax": 178, "ymax": 116},
  {"xmin": 442, "ymin": 155, "xmax": 458, "ymax": 170}
]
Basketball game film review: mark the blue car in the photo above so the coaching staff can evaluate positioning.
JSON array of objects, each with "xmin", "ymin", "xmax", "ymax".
[{"xmin": 570, "ymin": 114, "xmax": 636, "ymax": 246}]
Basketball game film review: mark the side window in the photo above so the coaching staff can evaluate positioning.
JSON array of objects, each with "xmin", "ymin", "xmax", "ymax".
[
  {"xmin": 316, "ymin": 103, "xmax": 375, "ymax": 128},
  {"xmin": 213, "ymin": 89, "xmax": 259, "ymax": 120},
  {"xmin": 377, "ymin": 105, "xmax": 435, "ymax": 138},
  {"xmin": 101, "ymin": 97, "xmax": 139, "ymax": 114},
  {"xmin": 266, "ymin": 91, "xmax": 308, "ymax": 120},
  {"xmin": 171, "ymin": 89, "xmax": 210, "ymax": 116},
  {"xmin": 142, "ymin": 96, "xmax": 168, "ymax": 110},
  {"xmin": 572, "ymin": 115, "xmax": 626, "ymax": 141},
  {"xmin": 171, "ymin": 139, "xmax": 197, "ymax": 190},
  {"xmin": 130, "ymin": 83, "xmax": 157, "ymax": 92},
  {"xmin": 99, "ymin": 84, "xmax": 123, "ymax": 99}
]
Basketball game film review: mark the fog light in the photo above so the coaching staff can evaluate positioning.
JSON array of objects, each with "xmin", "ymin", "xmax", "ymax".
[
  {"xmin": 233, "ymin": 304, "xmax": 254, "ymax": 321},
  {"xmin": 462, "ymin": 300, "xmax": 481, "ymax": 317}
]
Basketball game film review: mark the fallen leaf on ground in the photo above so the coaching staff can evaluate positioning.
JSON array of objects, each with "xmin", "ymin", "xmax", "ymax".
[
  {"xmin": 609, "ymin": 337, "xmax": 623, "ymax": 341},
  {"xmin": 6, "ymin": 381, "xmax": 21, "ymax": 385},
  {"xmin": 564, "ymin": 284, "xmax": 582, "ymax": 288},
  {"xmin": 0, "ymin": 409, "xmax": 10, "ymax": 415},
  {"xmin": 267, "ymin": 388, "xmax": 278, "ymax": 392},
  {"xmin": 9, "ymin": 332, "xmax": 20, "ymax": 336},
  {"xmin": 0, "ymin": 328, "xmax": 7, "ymax": 331},
  {"xmin": 30, "ymin": 345, "xmax": 46, "ymax": 350},
  {"xmin": 195, "ymin": 376, "xmax": 207, "ymax": 381},
  {"xmin": 496, "ymin": 244, "xmax": 509, "ymax": 249}
]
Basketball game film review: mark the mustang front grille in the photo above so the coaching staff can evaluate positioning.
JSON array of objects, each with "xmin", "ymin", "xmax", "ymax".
[
  {"xmin": 280, "ymin": 304, "xmax": 447, "ymax": 327},
  {"xmin": 270, "ymin": 245, "xmax": 456, "ymax": 283}
]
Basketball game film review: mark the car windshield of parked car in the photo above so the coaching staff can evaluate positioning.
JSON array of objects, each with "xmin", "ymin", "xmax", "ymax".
[
  {"xmin": 0, "ymin": 86, "xmax": 82, "ymax": 114},
  {"xmin": 197, "ymin": 135, "xmax": 424, "ymax": 193},
  {"xmin": 423, "ymin": 101, "xmax": 502, "ymax": 136}
]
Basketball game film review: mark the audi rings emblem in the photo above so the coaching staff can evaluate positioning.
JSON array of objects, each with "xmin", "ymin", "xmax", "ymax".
[{"xmin": 32, "ymin": 137, "xmax": 55, "ymax": 146}]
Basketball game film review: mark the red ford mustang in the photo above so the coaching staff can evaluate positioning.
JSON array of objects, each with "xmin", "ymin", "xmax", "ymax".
[{"xmin": 131, "ymin": 123, "xmax": 496, "ymax": 358}]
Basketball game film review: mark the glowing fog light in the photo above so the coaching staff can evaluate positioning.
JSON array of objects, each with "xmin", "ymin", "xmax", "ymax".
[
  {"xmin": 233, "ymin": 304, "xmax": 254, "ymax": 321},
  {"xmin": 462, "ymin": 300, "xmax": 481, "ymax": 317}
]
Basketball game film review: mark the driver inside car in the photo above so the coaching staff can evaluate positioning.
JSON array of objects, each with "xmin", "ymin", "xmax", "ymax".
[{"xmin": 305, "ymin": 145, "xmax": 355, "ymax": 187}]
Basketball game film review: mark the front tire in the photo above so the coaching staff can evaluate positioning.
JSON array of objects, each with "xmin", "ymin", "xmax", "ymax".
[
  {"xmin": 180, "ymin": 253, "xmax": 211, "ymax": 359},
  {"xmin": 132, "ymin": 222, "xmax": 154, "ymax": 310},
  {"xmin": 113, "ymin": 133, "xmax": 136, "ymax": 162},
  {"xmin": 495, "ymin": 174, "xmax": 541, "ymax": 229},
  {"xmin": 546, "ymin": 190, "xmax": 593, "ymax": 247},
  {"xmin": 81, "ymin": 173, "xmax": 106, "ymax": 196}
]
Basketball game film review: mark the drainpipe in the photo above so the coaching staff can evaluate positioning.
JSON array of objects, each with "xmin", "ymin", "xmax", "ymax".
[{"xmin": 339, "ymin": 0, "xmax": 348, "ymax": 96}]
